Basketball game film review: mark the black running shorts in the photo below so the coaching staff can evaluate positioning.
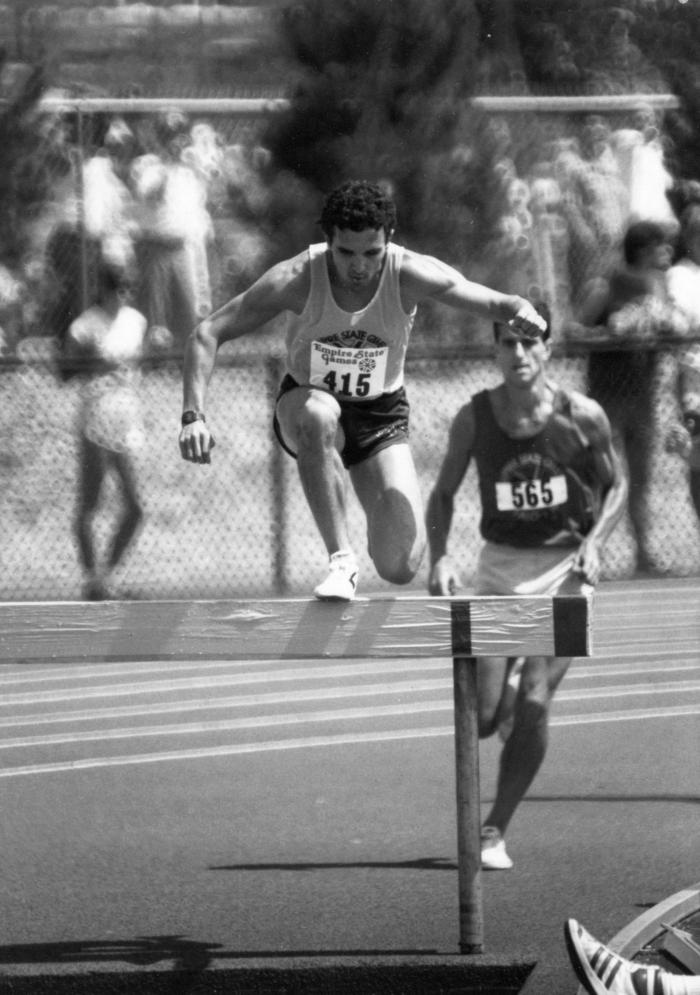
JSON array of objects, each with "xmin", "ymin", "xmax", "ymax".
[{"xmin": 273, "ymin": 374, "xmax": 410, "ymax": 468}]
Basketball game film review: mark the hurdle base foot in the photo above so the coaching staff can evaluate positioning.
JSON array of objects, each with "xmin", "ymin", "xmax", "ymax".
[{"xmin": 1, "ymin": 953, "xmax": 538, "ymax": 993}]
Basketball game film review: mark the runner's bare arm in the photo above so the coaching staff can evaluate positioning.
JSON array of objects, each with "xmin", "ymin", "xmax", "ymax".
[
  {"xmin": 180, "ymin": 254, "xmax": 309, "ymax": 464},
  {"xmin": 570, "ymin": 394, "xmax": 628, "ymax": 584},
  {"xmin": 426, "ymin": 403, "xmax": 476, "ymax": 595},
  {"xmin": 399, "ymin": 251, "xmax": 547, "ymax": 336}
]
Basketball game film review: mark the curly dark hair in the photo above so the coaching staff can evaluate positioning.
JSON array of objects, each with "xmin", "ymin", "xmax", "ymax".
[{"xmin": 319, "ymin": 180, "xmax": 397, "ymax": 240}]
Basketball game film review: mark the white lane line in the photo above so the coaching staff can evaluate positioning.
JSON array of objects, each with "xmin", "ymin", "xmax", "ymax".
[
  {"xmin": 1, "ymin": 653, "xmax": 697, "ymax": 706},
  {"xmin": 0, "ymin": 656, "xmax": 328, "ymax": 685},
  {"xmin": 550, "ymin": 704, "xmax": 700, "ymax": 726},
  {"xmin": 557, "ymin": 680, "xmax": 700, "ymax": 700},
  {"xmin": 2, "ymin": 671, "xmax": 699, "ymax": 732},
  {"xmin": 567, "ymin": 661, "xmax": 700, "ymax": 678},
  {"xmin": 0, "ymin": 679, "xmax": 450, "ymax": 728},
  {"xmin": 0, "ymin": 727, "xmax": 449, "ymax": 777},
  {"xmin": 0, "ymin": 701, "xmax": 453, "ymax": 748},
  {"xmin": 0, "ymin": 705, "xmax": 698, "ymax": 778},
  {"xmin": 0, "ymin": 659, "xmax": 449, "ymax": 706},
  {"xmin": 1, "ymin": 647, "xmax": 697, "ymax": 691},
  {"xmin": 2, "ymin": 679, "xmax": 698, "ymax": 744}
]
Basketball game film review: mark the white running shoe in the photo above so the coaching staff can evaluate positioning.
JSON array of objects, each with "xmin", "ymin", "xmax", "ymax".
[
  {"xmin": 564, "ymin": 919, "xmax": 700, "ymax": 995},
  {"xmin": 313, "ymin": 551, "xmax": 359, "ymax": 602},
  {"xmin": 480, "ymin": 825, "xmax": 513, "ymax": 870}
]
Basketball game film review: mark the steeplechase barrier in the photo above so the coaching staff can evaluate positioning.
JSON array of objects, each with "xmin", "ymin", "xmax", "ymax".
[{"xmin": 0, "ymin": 593, "xmax": 590, "ymax": 958}]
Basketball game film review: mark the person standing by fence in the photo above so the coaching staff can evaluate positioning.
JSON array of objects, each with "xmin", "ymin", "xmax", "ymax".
[
  {"xmin": 580, "ymin": 220, "xmax": 676, "ymax": 574},
  {"xmin": 131, "ymin": 110, "xmax": 212, "ymax": 351},
  {"xmin": 426, "ymin": 303, "xmax": 626, "ymax": 870},
  {"xmin": 65, "ymin": 261, "xmax": 171, "ymax": 600},
  {"xmin": 665, "ymin": 203, "xmax": 700, "ymax": 523}
]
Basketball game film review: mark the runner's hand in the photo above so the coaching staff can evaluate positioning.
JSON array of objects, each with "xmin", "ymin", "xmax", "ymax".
[
  {"xmin": 509, "ymin": 302, "xmax": 547, "ymax": 338},
  {"xmin": 428, "ymin": 556, "xmax": 462, "ymax": 596},
  {"xmin": 573, "ymin": 538, "xmax": 601, "ymax": 586},
  {"xmin": 179, "ymin": 422, "xmax": 216, "ymax": 464}
]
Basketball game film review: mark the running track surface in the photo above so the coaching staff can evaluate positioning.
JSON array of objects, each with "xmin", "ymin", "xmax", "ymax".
[{"xmin": 1, "ymin": 576, "xmax": 698, "ymax": 993}]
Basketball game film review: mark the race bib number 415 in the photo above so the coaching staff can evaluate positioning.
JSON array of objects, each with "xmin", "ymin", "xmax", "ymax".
[
  {"xmin": 310, "ymin": 341, "xmax": 388, "ymax": 398},
  {"xmin": 495, "ymin": 475, "xmax": 568, "ymax": 511}
]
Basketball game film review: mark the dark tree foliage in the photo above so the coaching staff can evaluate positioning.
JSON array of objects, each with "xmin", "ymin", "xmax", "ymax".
[
  {"xmin": 0, "ymin": 54, "xmax": 52, "ymax": 267},
  {"xmin": 512, "ymin": 0, "xmax": 700, "ymax": 197},
  {"xmin": 262, "ymin": 0, "xmax": 485, "ymax": 260},
  {"xmin": 262, "ymin": 0, "xmax": 700, "ymax": 304}
]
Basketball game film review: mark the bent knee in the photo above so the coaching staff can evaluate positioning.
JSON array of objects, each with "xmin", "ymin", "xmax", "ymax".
[
  {"xmin": 376, "ymin": 561, "xmax": 417, "ymax": 585},
  {"xmin": 296, "ymin": 396, "xmax": 341, "ymax": 449},
  {"xmin": 373, "ymin": 544, "xmax": 424, "ymax": 585},
  {"xmin": 478, "ymin": 715, "xmax": 499, "ymax": 739},
  {"xmin": 513, "ymin": 697, "xmax": 549, "ymax": 731}
]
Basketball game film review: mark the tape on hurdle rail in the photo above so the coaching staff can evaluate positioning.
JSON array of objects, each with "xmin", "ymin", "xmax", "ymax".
[{"xmin": 0, "ymin": 595, "xmax": 590, "ymax": 664}]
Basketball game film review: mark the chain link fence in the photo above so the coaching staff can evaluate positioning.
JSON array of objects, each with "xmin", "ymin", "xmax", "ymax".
[
  {"xmin": 4, "ymin": 342, "xmax": 699, "ymax": 602},
  {"xmin": 3, "ymin": 96, "xmax": 700, "ymax": 600}
]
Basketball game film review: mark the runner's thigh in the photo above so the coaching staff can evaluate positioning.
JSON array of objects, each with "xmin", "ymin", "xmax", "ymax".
[
  {"xmin": 350, "ymin": 442, "xmax": 425, "ymax": 559},
  {"xmin": 276, "ymin": 386, "xmax": 345, "ymax": 454}
]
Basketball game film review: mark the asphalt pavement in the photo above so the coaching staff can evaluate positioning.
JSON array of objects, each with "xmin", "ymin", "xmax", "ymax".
[{"xmin": 1, "ymin": 576, "xmax": 698, "ymax": 993}]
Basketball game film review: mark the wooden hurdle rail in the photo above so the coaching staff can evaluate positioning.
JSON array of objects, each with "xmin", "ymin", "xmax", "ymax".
[{"xmin": 0, "ymin": 594, "xmax": 591, "ymax": 955}]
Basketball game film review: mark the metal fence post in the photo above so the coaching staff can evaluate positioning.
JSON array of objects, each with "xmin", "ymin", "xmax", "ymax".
[
  {"xmin": 74, "ymin": 105, "xmax": 88, "ymax": 313},
  {"xmin": 266, "ymin": 354, "xmax": 288, "ymax": 595}
]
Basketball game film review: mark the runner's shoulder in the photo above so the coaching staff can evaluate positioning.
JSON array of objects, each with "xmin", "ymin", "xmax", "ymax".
[
  {"xmin": 255, "ymin": 250, "xmax": 311, "ymax": 312},
  {"xmin": 561, "ymin": 387, "xmax": 609, "ymax": 435},
  {"xmin": 398, "ymin": 247, "xmax": 461, "ymax": 297}
]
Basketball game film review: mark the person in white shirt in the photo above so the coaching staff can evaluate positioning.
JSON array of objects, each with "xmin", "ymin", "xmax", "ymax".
[
  {"xmin": 131, "ymin": 110, "xmax": 212, "ymax": 350},
  {"xmin": 665, "ymin": 203, "xmax": 700, "ymax": 522},
  {"xmin": 66, "ymin": 261, "xmax": 170, "ymax": 599}
]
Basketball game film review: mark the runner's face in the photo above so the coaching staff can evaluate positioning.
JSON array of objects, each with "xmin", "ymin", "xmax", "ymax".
[
  {"xmin": 496, "ymin": 329, "xmax": 550, "ymax": 385},
  {"xmin": 327, "ymin": 228, "xmax": 389, "ymax": 289}
]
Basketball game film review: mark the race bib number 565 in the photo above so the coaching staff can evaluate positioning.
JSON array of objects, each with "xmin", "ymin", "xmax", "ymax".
[
  {"xmin": 310, "ymin": 341, "xmax": 388, "ymax": 398},
  {"xmin": 495, "ymin": 475, "xmax": 568, "ymax": 511}
]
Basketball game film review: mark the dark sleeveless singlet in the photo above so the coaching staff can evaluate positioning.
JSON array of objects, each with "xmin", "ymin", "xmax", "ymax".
[{"xmin": 472, "ymin": 388, "xmax": 605, "ymax": 547}]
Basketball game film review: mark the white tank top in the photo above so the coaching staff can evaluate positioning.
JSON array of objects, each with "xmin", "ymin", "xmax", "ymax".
[{"xmin": 284, "ymin": 242, "xmax": 416, "ymax": 399}]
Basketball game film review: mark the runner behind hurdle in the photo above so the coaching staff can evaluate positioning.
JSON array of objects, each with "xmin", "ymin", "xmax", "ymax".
[
  {"xmin": 426, "ymin": 302, "xmax": 627, "ymax": 870},
  {"xmin": 179, "ymin": 179, "xmax": 546, "ymax": 601}
]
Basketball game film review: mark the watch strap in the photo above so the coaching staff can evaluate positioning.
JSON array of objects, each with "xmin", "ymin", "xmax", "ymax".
[{"xmin": 181, "ymin": 410, "xmax": 206, "ymax": 426}]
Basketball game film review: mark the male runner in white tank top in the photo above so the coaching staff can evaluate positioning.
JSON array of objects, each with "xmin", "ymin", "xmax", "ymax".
[{"xmin": 179, "ymin": 180, "xmax": 546, "ymax": 600}]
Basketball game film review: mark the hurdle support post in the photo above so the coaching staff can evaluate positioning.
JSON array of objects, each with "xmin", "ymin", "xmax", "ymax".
[
  {"xmin": 0, "ymin": 593, "xmax": 591, "ymax": 957},
  {"xmin": 453, "ymin": 656, "xmax": 484, "ymax": 954}
]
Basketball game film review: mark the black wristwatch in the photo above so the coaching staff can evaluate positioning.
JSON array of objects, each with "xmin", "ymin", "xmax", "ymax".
[{"xmin": 181, "ymin": 410, "xmax": 206, "ymax": 426}]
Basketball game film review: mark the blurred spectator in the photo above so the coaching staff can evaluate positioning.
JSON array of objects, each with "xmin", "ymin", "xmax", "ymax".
[
  {"xmin": 83, "ymin": 116, "xmax": 139, "ymax": 271},
  {"xmin": 665, "ymin": 204, "xmax": 700, "ymax": 523},
  {"xmin": 528, "ymin": 161, "xmax": 570, "ymax": 324},
  {"xmin": 131, "ymin": 109, "xmax": 213, "ymax": 350},
  {"xmin": 580, "ymin": 220, "xmax": 677, "ymax": 574},
  {"xmin": 666, "ymin": 343, "xmax": 700, "ymax": 523},
  {"xmin": 0, "ymin": 262, "xmax": 24, "ymax": 354},
  {"xmin": 556, "ymin": 118, "xmax": 627, "ymax": 306},
  {"xmin": 213, "ymin": 139, "xmax": 274, "ymax": 289},
  {"xmin": 64, "ymin": 261, "xmax": 171, "ymax": 600},
  {"xmin": 610, "ymin": 105, "xmax": 678, "ymax": 233},
  {"xmin": 667, "ymin": 203, "xmax": 700, "ymax": 332},
  {"xmin": 181, "ymin": 121, "xmax": 227, "ymax": 211},
  {"xmin": 42, "ymin": 151, "xmax": 101, "ymax": 352}
]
